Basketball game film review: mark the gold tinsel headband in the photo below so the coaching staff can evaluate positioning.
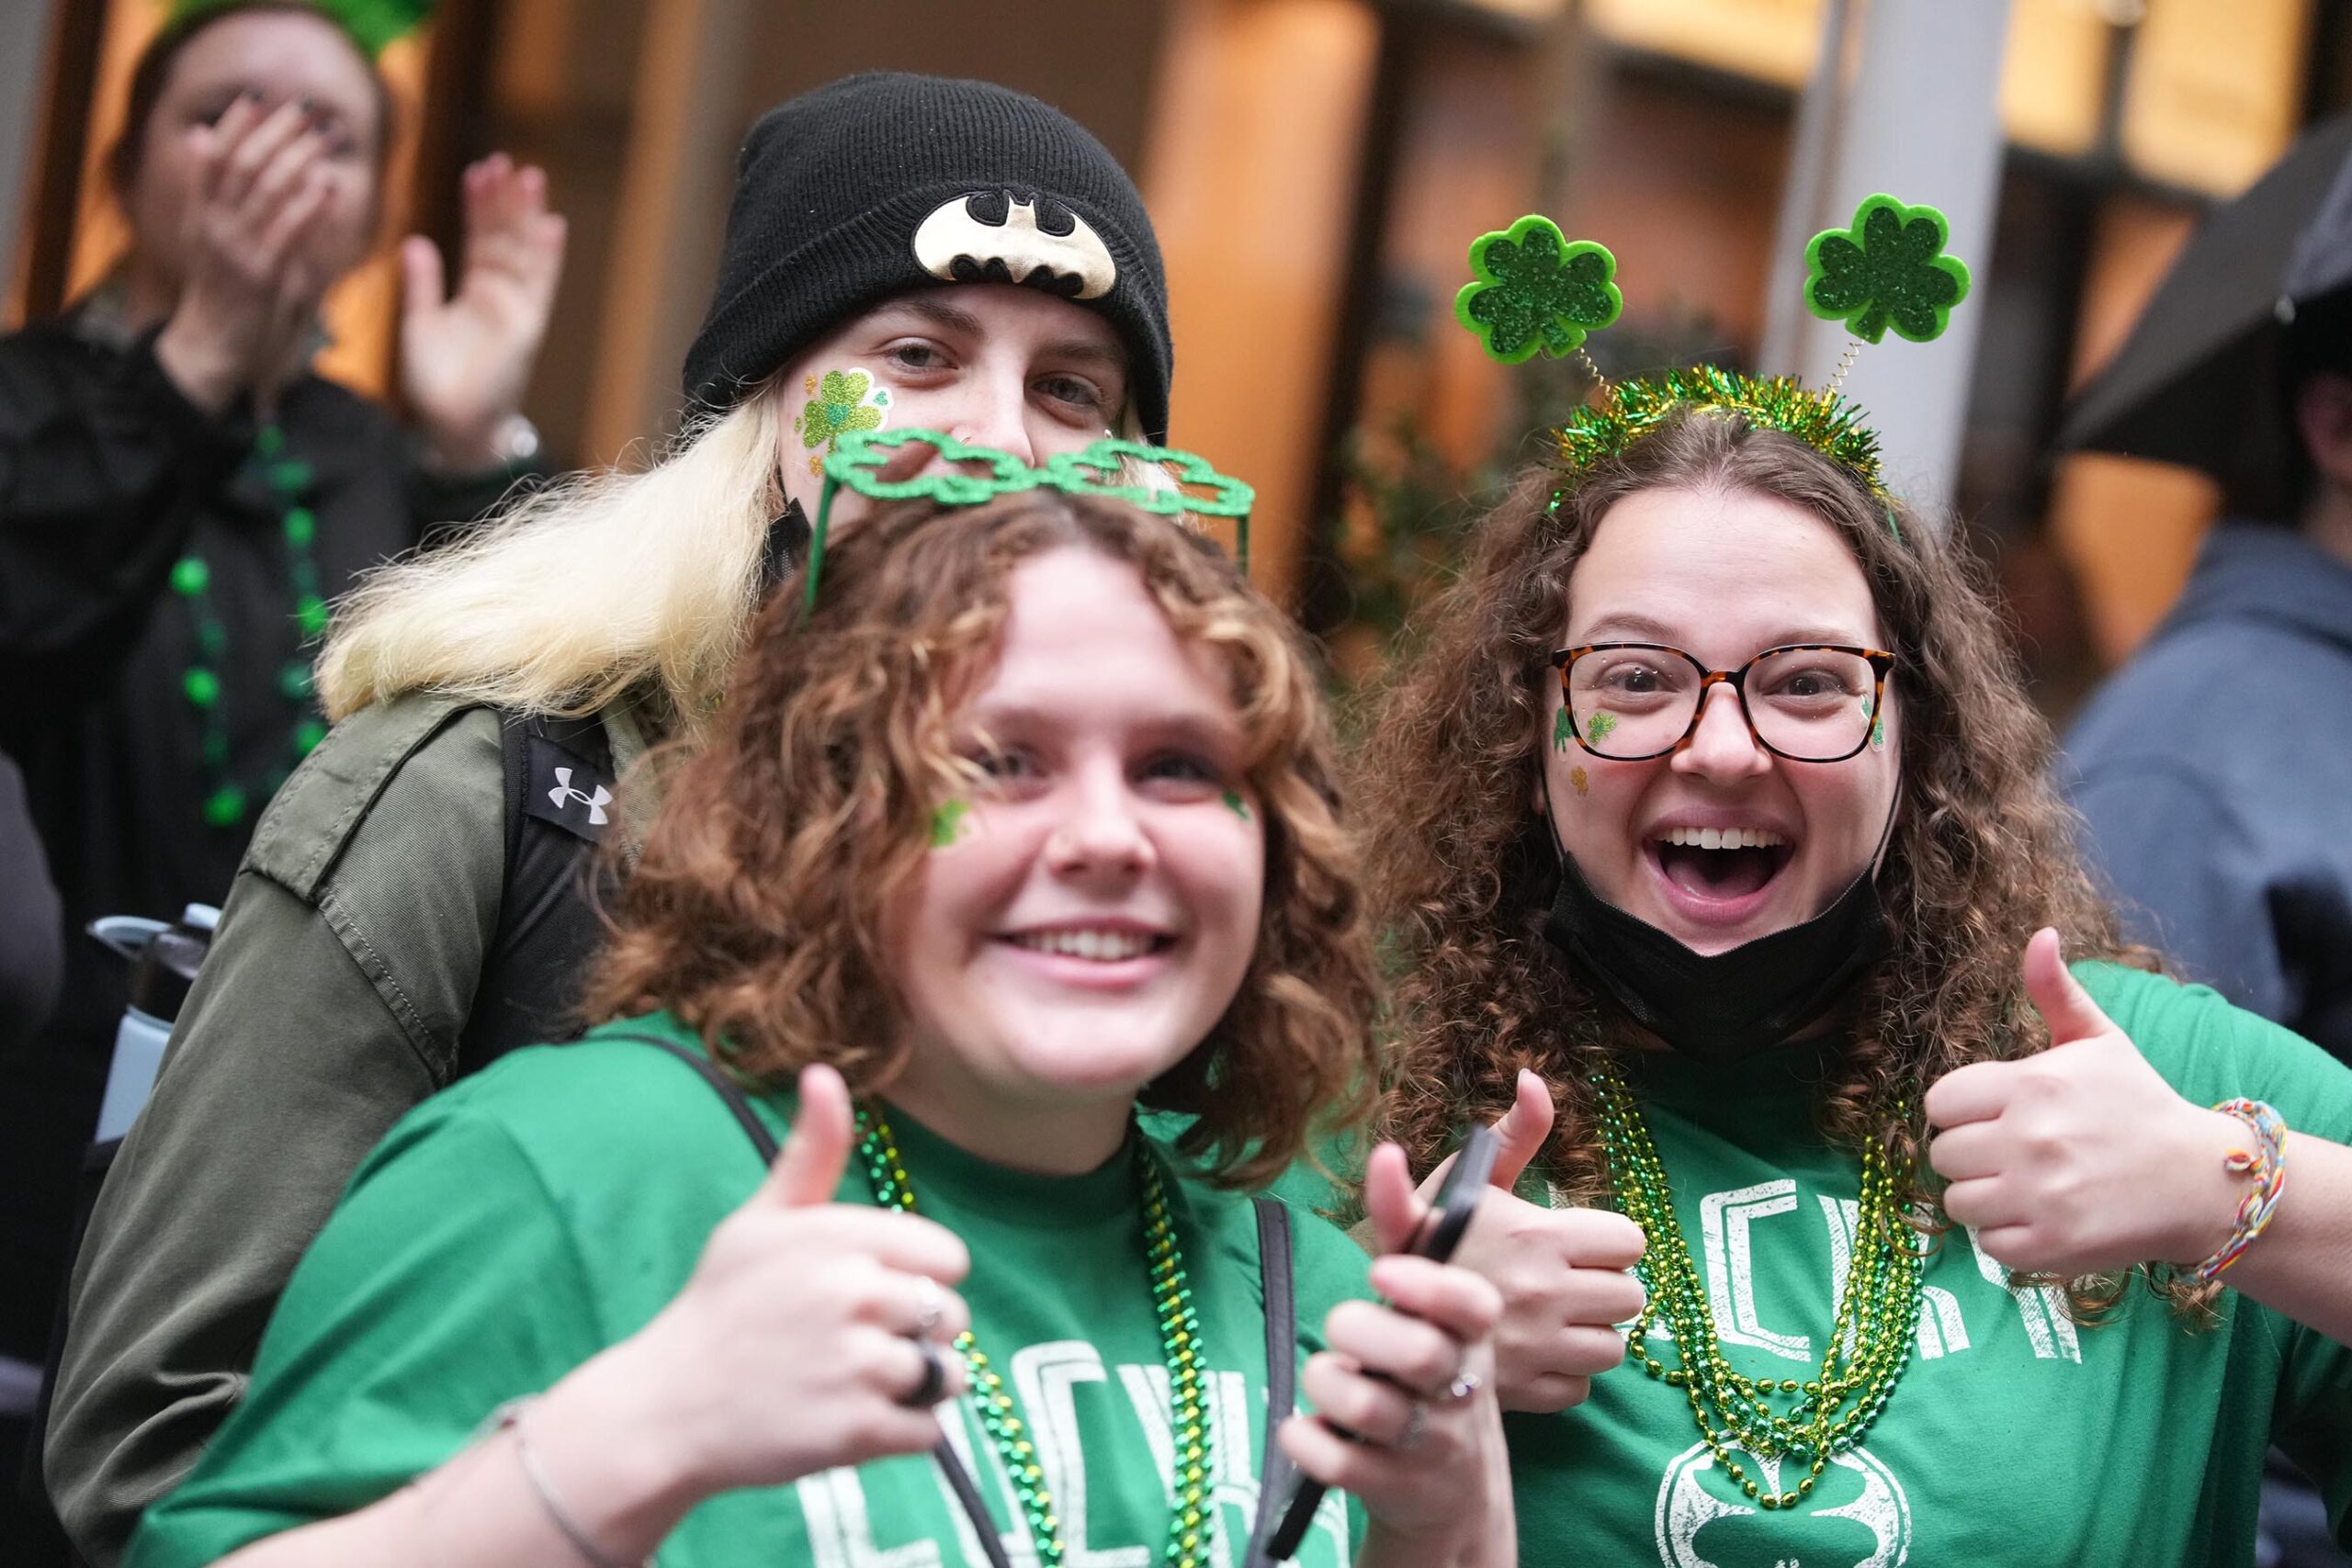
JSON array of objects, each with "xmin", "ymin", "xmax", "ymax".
[{"xmin": 1555, "ymin": 367, "xmax": 1886, "ymax": 496}]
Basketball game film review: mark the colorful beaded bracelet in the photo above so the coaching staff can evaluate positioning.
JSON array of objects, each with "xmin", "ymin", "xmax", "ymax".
[{"xmin": 2189, "ymin": 1098, "xmax": 2289, "ymax": 1283}]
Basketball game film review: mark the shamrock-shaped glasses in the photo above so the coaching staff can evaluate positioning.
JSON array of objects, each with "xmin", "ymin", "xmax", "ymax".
[{"xmin": 806, "ymin": 428, "xmax": 1255, "ymax": 609}]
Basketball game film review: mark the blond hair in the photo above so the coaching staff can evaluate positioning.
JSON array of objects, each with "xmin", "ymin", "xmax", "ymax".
[{"xmin": 316, "ymin": 386, "xmax": 792, "ymax": 724}]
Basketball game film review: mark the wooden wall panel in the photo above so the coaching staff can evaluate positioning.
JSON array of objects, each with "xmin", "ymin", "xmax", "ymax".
[{"xmin": 1142, "ymin": 0, "xmax": 1380, "ymax": 606}]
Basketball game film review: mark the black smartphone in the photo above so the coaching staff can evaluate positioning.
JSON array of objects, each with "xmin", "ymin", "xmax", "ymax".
[{"xmin": 1259, "ymin": 1123, "xmax": 1500, "ymax": 1562}]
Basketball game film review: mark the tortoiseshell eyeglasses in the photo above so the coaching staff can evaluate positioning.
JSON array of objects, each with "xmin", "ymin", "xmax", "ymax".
[{"xmin": 1548, "ymin": 642, "xmax": 1896, "ymax": 763}]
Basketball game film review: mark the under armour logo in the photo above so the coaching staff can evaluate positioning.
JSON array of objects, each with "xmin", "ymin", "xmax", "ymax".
[{"xmin": 548, "ymin": 767, "xmax": 611, "ymax": 825}]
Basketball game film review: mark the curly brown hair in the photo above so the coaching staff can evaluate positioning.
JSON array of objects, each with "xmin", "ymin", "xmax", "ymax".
[
  {"xmin": 587, "ymin": 491, "xmax": 1377, "ymax": 1189},
  {"xmin": 1363, "ymin": 407, "xmax": 2182, "ymax": 1314}
]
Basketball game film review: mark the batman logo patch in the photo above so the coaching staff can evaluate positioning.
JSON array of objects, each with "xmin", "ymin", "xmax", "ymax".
[{"xmin": 912, "ymin": 190, "xmax": 1116, "ymax": 300}]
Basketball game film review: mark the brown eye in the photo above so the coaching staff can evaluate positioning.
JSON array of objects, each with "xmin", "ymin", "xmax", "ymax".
[{"xmin": 884, "ymin": 341, "xmax": 949, "ymax": 372}]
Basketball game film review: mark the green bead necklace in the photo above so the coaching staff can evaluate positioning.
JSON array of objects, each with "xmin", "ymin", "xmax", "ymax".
[
  {"xmin": 1591, "ymin": 1065, "xmax": 1922, "ymax": 1509},
  {"xmin": 855, "ymin": 1108, "xmax": 1216, "ymax": 1568},
  {"xmin": 171, "ymin": 422, "xmax": 330, "ymax": 829}
]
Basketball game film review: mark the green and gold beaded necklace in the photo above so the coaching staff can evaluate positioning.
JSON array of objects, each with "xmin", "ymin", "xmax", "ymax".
[
  {"xmin": 1591, "ymin": 1064, "xmax": 1924, "ymax": 1510},
  {"xmin": 857, "ymin": 1106, "xmax": 1216, "ymax": 1568},
  {"xmin": 170, "ymin": 422, "xmax": 331, "ymax": 829}
]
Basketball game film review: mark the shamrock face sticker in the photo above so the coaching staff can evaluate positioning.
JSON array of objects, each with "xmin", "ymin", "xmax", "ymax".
[
  {"xmin": 1585, "ymin": 710, "xmax": 1618, "ymax": 748},
  {"xmin": 1569, "ymin": 765, "xmax": 1589, "ymax": 797},
  {"xmin": 1222, "ymin": 789, "xmax": 1251, "ymax": 823},
  {"xmin": 1454, "ymin": 215, "xmax": 1623, "ymax": 366},
  {"xmin": 1554, "ymin": 705, "xmax": 1576, "ymax": 755},
  {"xmin": 1862, "ymin": 694, "xmax": 1886, "ymax": 751},
  {"xmin": 796, "ymin": 368, "xmax": 892, "ymax": 476},
  {"xmin": 930, "ymin": 798, "xmax": 974, "ymax": 849},
  {"xmin": 1804, "ymin": 195, "xmax": 1972, "ymax": 345}
]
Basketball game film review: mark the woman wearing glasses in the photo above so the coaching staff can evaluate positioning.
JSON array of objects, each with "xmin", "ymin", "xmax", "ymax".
[{"xmin": 1358, "ymin": 400, "xmax": 2352, "ymax": 1563}]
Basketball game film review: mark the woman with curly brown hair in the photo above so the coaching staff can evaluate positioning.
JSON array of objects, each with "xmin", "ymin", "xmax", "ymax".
[
  {"xmin": 1359, "ymin": 398, "xmax": 2352, "ymax": 1565},
  {"xmin": 122, "ymin": 488, "xmax": 1516, "ymax": 1568}
]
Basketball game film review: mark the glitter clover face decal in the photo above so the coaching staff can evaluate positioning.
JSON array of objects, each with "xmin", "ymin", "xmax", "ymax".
[
  {"xmin": 1454, "ymin": 215, "xmax": 1623, "ymax": 366},
  {"xmin": 795, "ymin": 368, "xmax": 892, "ymax": 477},
  {"xmin": 1585, "ymin": 710, "xmax": 1618, "ymax": 748},
  {"xmin": 1804, "ymin": 195, "xmax": 1972, "ymax": 345},
  {"xmin": 929, "ymin": 798, "xmax": 973, "ymax": 849},
  {"xmin": 1553, "ymin": 705, "xmax": 1576, "ymax": 755},
  {"xmin": 1221, "ymin": 789, "xmax": 1251, "ymax": 822}
]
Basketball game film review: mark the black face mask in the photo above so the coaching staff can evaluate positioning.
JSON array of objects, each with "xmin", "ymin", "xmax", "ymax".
[{"xmin": 1542, "ymin": 833, "xmax": 1892, "ymax": 1066}]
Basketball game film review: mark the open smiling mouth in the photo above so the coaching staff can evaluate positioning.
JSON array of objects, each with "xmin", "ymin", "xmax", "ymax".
[
  {"xmin": 1002, "ymin": 929, "xmax": 1178, "ymax": 963},
  {"xmin": 1649, "ymin": 826, "xmax": 1793, "ymax": 902}
]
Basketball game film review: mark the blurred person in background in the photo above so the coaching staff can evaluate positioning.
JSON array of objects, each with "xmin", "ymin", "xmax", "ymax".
[
  {"xmin": 0, "ymin": 0, "xmax": 562, "ymax": 1542},
  {"xmin": 2064, "ymin": 270, "xmax": 2352, "ymax": 1568},
  {"xmin": 45, "ymin": 69, "xmax": 1173, "ymax": 1568},
  {"xmin": 2066, "ymin": 286, "xmax": 2352, "ymax": 1069},
  {"xmin": 1, "ymin": 750, "xmax": 62, "ymax": 1057}
]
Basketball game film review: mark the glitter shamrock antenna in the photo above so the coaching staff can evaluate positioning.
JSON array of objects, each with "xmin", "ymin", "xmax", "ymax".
[
  {"xmin": 1456, "ymin": 193, "xmax": 1972, "ymax": 516},
  {"xmin": 1802, "ymin": 193, "xmax": 1973, "ymax": 390},
  {"xmin": 806, "ymin": 428, "xmax": 1255, "ymax": 610},
  {"xmin": 1453, "ymin": 214, "xmax": 1623, "ymax": 378}
]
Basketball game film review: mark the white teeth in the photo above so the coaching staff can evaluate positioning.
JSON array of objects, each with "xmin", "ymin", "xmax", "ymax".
[
  {"xmin": 1012, "ymin": 929, "xmax": 1156, "ymax": 962},
  {"xmin": 1658, "ymin": 826, "xmax": 1786, "ymax": 850}
]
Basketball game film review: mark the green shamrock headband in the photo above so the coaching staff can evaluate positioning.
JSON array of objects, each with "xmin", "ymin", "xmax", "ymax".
[
  {"xmin": 1458, "ymin": 195, "xmax": 1972, "ymax": 505},
  {"xmin": 806, "ymin": 428, "xmax": 1256, "ymax": 611},
  {"xmin": 164, "ymin": 0, "xmax": 434, "ymax": 56}
]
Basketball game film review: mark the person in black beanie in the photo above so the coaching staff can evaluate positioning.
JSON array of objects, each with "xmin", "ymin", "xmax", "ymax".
[{"xmin": 45, "ymin": 71, "xmax": 1177, "ymax": 1568}]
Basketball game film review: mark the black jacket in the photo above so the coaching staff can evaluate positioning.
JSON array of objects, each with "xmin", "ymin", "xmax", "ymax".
[
  {"xmin": 0, "ymin": 309, "xmax": 520, "ymax": 1359},
  {"xmin": 0, "ymin": 314, "xmax": 517, "ymax": 1010}
]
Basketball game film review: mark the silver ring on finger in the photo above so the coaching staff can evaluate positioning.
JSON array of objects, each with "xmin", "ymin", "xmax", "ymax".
[
  {"xmin": 899, "ymin": 1337, "xmax": 951, "ymax": 1408},
  {"xmin": 1396, "ymin": 1401, "xmax": 1430, "ymax": 1451},
  {"xmin": 913, "ymin": 1276, "xmax": 945, "ymax": 1339}
]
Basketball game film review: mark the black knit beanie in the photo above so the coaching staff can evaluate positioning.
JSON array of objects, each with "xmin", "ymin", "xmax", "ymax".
[{"xmin": 683, "ymin": 72, "xmax": 1172, "ymax": 443}]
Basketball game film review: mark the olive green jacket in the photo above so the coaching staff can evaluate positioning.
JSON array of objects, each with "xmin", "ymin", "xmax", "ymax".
[{"xmin": 43, "ymin": 689, "xmax": 650, "ymax": 1567}]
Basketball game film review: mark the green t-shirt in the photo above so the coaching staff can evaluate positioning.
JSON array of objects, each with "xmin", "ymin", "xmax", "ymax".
[
  {"xmin": 1510, "ymin": 963, "xmax": 2352, "ymax": 1567},
  {"xmin": 126, "ymin": 1016, "xmax": 1374, "ymax": 1568}
]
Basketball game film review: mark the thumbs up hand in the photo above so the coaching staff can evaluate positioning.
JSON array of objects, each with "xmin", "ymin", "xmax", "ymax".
[
  {"xmin": 1925, "ymin": 929, "xmax": 2246, "ymax": 1277},
  {"xmin": 611, "ymin": 1065, "xmax": 974, "ymax": 1499},
  {"xmin": 1413, "ymin": 1070, "xmax": 1647, "ymax": 1414}
]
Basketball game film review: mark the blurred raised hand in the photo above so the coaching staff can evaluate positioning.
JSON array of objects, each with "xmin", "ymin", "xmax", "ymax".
[
  {"xmin": 399, "ymin": 152, "xmax": 567, "ymax": 469},
  {"xmin": 154, "ymin": 95, "xmax": 339, "ymax": 412}
]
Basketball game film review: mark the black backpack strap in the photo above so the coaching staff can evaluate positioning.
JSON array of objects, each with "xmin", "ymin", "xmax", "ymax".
[
  {"xmin": 460, "ymin": 711, "xmax": 622, "ymax": 1074},
  {"xmin": 1246, "ymin": 1194, "xmax": 1298, "ymax": 1568},
  {"xmin": 609, "ymin": 1030, "xmax": 1017, "ymax": 1568}
]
